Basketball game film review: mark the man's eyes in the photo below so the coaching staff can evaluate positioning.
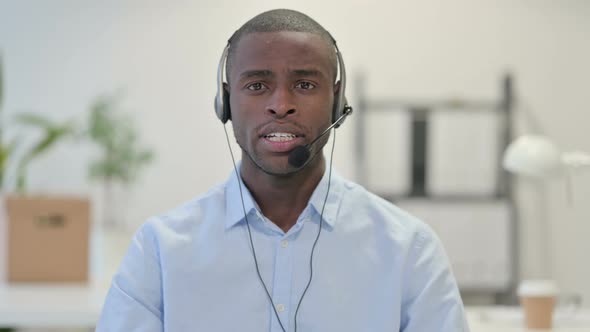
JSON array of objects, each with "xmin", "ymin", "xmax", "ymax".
[{"xmin": 244, "ymin": 81, "xmax": 316, "ymax": 91}]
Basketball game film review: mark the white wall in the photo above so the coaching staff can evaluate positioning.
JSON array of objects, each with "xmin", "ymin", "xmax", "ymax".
[{"xmin": 1, "ymin": 0, "xmax": 589, "ymax": 303}]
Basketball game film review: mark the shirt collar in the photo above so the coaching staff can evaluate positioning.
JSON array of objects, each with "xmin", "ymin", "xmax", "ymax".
[
  {"xmin": 224, "ymin": 164, "xmax": 258, "ymax": 230},
  {"xmin": 224, "ymin": 163, "xmax": 344, "ymax": 230},
  {"xmin": 306, "ymin": 167, "xmax": 343, "ymax": 229}
]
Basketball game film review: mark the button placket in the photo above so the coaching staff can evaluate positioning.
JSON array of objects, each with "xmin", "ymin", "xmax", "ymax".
[{"xmin": 270, "ymin": 235, "xmax": 293, "ymax": 331}]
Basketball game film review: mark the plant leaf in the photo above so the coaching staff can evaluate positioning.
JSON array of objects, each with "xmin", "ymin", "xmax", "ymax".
[
  {"xmin": 86, "ymin": 94, "xmax": 154, "ymax": 184},
  {"xmin": 13, "ymin": 115, "xmax": 77, "ymax": 192},
  {"xmin": 14, "ymin": 112, "xmax": 55, "ymax": 128}
]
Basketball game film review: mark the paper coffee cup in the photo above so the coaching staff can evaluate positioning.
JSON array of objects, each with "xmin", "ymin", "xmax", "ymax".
[{"xmin": 518, "ymin": 280, "xmax": 559, "ymax": 329}]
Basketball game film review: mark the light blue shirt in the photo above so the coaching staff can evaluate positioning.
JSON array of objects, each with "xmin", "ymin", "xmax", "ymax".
[{"xmin": 97, "ymin": 167, "xmax": 469, "ymax": 331}]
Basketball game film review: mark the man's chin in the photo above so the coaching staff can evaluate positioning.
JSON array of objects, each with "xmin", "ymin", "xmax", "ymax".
[
  {"xmin": 243, "ymin": 151, "xmax": 309, "ymax": 177},
  {"xmin": 250, "ymin": 156, "xmax": 305, "ymax": 176},
  {"xmin": 257, "ymin": 163, "xmax": 299, "ymax": 177}
]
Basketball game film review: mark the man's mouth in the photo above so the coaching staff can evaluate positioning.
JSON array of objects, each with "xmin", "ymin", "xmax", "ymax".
[{"xmin": 263, "ymin": 132, "xmax": 299, "ymax": 142}]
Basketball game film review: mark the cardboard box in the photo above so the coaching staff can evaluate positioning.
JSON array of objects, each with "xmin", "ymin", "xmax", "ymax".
[{"xmin": 4, "ymin": 195, "xmax": 90, "ymax": 283}]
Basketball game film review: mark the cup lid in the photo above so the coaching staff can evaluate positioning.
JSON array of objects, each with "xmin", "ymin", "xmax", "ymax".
[{"xmin": 518, "ymin": 279, "xmax": 559, "ymax": 297}]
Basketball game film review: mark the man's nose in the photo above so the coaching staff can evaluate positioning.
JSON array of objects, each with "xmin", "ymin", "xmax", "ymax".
[{"xmin": 266, "ymin": 87, "xmax": 296, "ymax": 118}]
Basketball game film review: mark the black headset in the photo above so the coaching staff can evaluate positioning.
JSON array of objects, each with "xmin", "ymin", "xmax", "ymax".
[{"xmin": 214, "ymin": 36, "xmax": 350, "ymax": 127}]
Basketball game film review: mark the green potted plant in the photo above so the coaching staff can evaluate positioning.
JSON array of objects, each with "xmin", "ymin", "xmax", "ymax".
[
  {"xmin": 1, "ymin": 53, "xmax": 90, "ymax": 287},
  {"xmin": 1, "ymin": 53, "xmax": 77, "ymax": 193},
  {"xmin": 86, "ymin": 94, "xmax": 154, "ymax": 229}
]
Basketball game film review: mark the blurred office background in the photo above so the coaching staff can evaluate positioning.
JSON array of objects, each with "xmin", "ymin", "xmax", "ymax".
[{"xmin": 1, "ymin": 0, "xmax": 589, "ymax": 330}]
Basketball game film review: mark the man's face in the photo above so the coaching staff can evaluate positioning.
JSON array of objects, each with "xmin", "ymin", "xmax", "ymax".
[{"xmin": 228, "ymin": 31, "xmax": 337, "ymax": 175}]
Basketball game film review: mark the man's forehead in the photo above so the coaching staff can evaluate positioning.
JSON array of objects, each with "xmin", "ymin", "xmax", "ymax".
[
  {"xmin": 232, "ymin": 31, "xmax": 332, "ymax": 58},
  {"xmin": 227, "ymin": 31, "xmax": 337, "ymax": 81},
  {"xmin": 236, "ymin": 30, "xmax": 325, "ymax": 44}
]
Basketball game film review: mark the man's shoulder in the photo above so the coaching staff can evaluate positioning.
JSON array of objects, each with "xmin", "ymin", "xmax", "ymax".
[
  {"xmin": 338, "ymin": 177, "xmax": 433, "ymax": 238},
  {"xmin": 140, "ymin": 181, "xmax": 227, "ymax": 235}
]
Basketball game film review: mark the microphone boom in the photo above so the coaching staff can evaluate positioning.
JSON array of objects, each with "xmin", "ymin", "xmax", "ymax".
[{"xmin": 287, "ymin": 107, "xmax": 352, "ymax": 168}]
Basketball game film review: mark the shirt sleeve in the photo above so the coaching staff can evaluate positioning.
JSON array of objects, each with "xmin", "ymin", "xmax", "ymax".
[
  {"xmin": 400, "ymin": 225, "xmax": 470, "ymax": 332},
  {"xmin": 96, "ymin": 221, "xmax": 164, "ymax": 332}
]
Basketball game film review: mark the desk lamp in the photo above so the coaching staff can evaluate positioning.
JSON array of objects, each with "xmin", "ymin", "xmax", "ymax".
[
  {"xmin": 502, "ymin": 135, "xmax": 588, "ymax": 328},
  {"xmin": 503, "ymin": 135, "xmax": 590, "ymax": 178}
]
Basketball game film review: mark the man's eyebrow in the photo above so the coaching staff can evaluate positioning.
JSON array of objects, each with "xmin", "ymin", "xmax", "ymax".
[
  {"xmin": 292, "ymin": 69, "xmax": 323, "ymax": 77},
  {"xmin": 239, "ymin": 70, "xmax": 273, "ymax": 80}
]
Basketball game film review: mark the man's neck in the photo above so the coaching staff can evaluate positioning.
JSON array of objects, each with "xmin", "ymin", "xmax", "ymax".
[{"xmin": 240, "ymin": 156, "xmax": 325, "ymax": 233}]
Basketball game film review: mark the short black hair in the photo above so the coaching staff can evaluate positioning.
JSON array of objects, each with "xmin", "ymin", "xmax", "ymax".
[{"xmin": 226, "ymin": 9, "xmax": 338, "ymax": 83}]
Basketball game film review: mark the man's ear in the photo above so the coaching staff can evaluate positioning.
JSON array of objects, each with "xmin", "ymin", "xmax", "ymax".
[{"xmin": 334, "ymin": 80, "xmax": 341, "ymax": 96}]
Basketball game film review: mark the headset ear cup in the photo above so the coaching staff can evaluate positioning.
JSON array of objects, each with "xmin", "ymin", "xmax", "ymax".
[
  {"xmin": 332, "ymin": 96, "xmax": 349, "ymax": 127},
  {"xmin": 332, "ymin": 78, "xmax": 347, "ymax": 125},
  {"xmin": 332, "ymin": 98, "xmax": 340, "ymax": 124},
  {"xmin": 222, "ymin": 89, "xmax": 231, "ymax": 122}
]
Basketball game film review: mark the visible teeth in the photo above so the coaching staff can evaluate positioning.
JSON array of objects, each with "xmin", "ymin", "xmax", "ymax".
[{"xmin": 265, "ymin": 132, "xmax": 296, "ymax": 142}]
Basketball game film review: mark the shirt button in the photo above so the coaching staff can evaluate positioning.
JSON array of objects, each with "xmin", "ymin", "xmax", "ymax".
[
  {"xmin": 276, "ymin": 304, "xmax": 286, "ymax": 312},
  {"xmin": 280, "ymin": 240, "xmax": 289, "ymax": 248}
]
